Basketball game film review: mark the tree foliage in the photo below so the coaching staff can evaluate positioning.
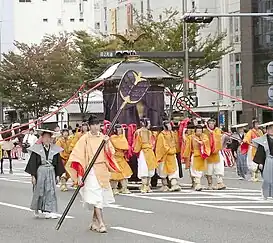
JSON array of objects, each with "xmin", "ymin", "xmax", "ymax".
[
  {"xmin": 0, "ymin": 33, "xmax": 83, "ymax": 118},
  {"xmin": 111, "ymin": 9, "xmax": 233, "ymax": 116},
  {"xmin": 114, "ymin": 9, "xmax": 233, "ymax": 82}
]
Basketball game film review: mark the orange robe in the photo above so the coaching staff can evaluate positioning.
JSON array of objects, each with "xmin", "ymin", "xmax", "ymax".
[
  {"xmin": 66, "ymin": 132, "xmax": 119, "ymax": 189},
  {"xmin": 243, "ymin": 128, "xmax": 263, "ymax": 160},
  {"xmin": 133, "ymin": 128, "xmax": 157, "ymax": 171},
  {"xmin": 155, "ymin": 131, "xmax": 177, "ymax": 175},
  {"xmin": 183, "ymin": 133, "xmax": 211, "ymax": 171},
  {"xmin": 110, "ymin": 134, "xmax": 133, "ymax": 181},
  {"xmin": 173, "ymin": 130, "xmax": 180, "ymax": 154},
  {"xmin": 68, "ymin": 132, "xmax": 84, "ymax": 153},
  {"xmin": 203, "ymin": 128, "xmax": 222, "ymax": 163},
  {"xmin": 56, "ymin": 137, "xmax": 73, "ymax": 163}
]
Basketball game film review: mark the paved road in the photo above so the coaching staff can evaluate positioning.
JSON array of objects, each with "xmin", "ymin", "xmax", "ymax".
[{"xmin": 0, "ymin": 160, "xmax": 272, "ymax": 243}]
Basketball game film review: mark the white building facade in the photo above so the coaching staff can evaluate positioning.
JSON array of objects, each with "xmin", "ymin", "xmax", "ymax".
[
  {"xmin": 94, "ymin": 0, "xmax": 242, "ymax": 126},
  {"xmin": 0, "ymin": 0, "xmax": 105, "ymax": 126}
]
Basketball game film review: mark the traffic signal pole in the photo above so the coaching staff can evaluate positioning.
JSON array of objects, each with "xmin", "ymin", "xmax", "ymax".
[
  {"xmin": 182, "ymin": 12, "xmax": 273, "ymax": 18},
  {"xmin": 182, "ymin": 0, "xmax": 189, "ymax": 100}
]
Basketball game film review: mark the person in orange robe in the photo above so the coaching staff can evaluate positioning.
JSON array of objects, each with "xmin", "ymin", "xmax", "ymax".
[
  {"xmin": 56, "ymin": 129, "xmax": 74, "ymax": 191},
  {"xmin": 68, "ymin": 121, "xmax": 89, "ymax": 154},
  {"xmin": 173, "ymin": 121, "xmax": 183, "ymax": 178},
  {"xmin": 133, "ymin": 118, "xmax": 157, "ymax": 193},
  {"xmin": 180, "ymin": 120, "xmax": 196, "ymax": 188},
  {"xmin": 110, "ymin": 124, "xmax": 133, "ymax": 195},
  {"xmin": 156, "ymin": 120, "xmax": 181, "ymax": 192},
  {"xmin": 183, "ymin": 125, "xmax": 210, "ymax": 191},
  {"xmin": 66, "ymin": 115, "xmax": 119, "ymax": 233},
  {"xmin": 203, "ymin": 118, "xmax": 226, "ymax": 190},
  {"xmin": 243, "ymin": 119, "xmax": 264, "ymax": 182}
]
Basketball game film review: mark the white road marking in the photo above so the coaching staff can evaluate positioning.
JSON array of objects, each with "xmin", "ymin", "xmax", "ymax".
[
  {"xmin": 0, "ymin": 202, "xmax": 74, "ymax": 218},
  {"xmin": 108, "ymin": 204, "xmax": 153, "ymax": 214},
  {"xmin": 0, "ymin": 178, "xmax": 30, "ymax": 184},
  {"xmin": 227, "ymin": 187, "xmax": 261, "ymax": 192},
  {"xmin": 112, "ymin": 226, "xmax": 195, "ymax": 243},
  {"xmin": 171, "ymin": 200, "xmax": 271, "ymax": 204},
  {"xmin": 164, "ymin": 196, "xmax": 221, "ymax": 199},
  {"xmin": 125, "ymin": 193, "xmax": 273, "ymax": 216},
  {"xmin": 228, "ymin": 206, "xmax": 273, "ymax": 209}
]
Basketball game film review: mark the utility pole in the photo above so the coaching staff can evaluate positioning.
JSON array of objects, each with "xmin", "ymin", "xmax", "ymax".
[
  {"xmin": 182, "ymin": 0, "xmax": 189, "ymax": 98},
  {"xmin": 0, "ymin": 20, "xmax": 3, "ymax": 125},
  {"xmin": 147, "ymin": 0, "xmax": 152, "ymax": 20}
]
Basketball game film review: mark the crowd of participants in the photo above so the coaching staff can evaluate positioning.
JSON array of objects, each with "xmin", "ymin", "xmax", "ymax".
[{"xmin": 1, "ymin": 116, "xmax": 272, "ymax": 232}]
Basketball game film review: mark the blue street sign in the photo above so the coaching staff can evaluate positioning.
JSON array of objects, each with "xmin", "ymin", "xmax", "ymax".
[{"xmin": 219, "ymin": 113, "xmax": 225, "ymax": 125}]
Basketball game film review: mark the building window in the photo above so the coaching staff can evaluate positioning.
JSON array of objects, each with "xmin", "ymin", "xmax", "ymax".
[
  {"xmin": 230, "ymin": 53, "xmax": 242, "ymax": 98},
  {"xmin": 70, "ymin": 18, "xmax": 75, "ymax": 22},
  {"xmin": 19, "ymin": 0, "xmax": 31, "ymax": 2},
  {"xmin": 43, "ymin": 18, "xmax": 48, "ymax": 22},
  {"xmin": 94, "ymin": 2, "xmax": 100, "ymax": 10},
  {"xmin": 79, "ymin": 18, "xmax": 84, "ymax": 22},
  {"xmin": 95, "ymin": 22, "xmax": 100, "ymax": 30},
  {"xmin": 229, "ymin": 13, "xmax": 241, "ymax": 44},
  {"xmin": 57, "ymin": 19, "xmax": 62, "ymax": 25}
]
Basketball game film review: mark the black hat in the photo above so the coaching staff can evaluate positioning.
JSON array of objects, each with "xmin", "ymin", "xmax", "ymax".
[
  {"xmin": 151, "ymin": 126, "xmax": 163, "ymax": 131},
  {"xmin": 88, "ymin": 115, "xmax": 100, "ymax": 125},
  {"xmin": 61, "ymin": 128, "xmax": 69, "ymax": 133},
  {"xmin": 36, "ymin": 129, "xmax": 56, "ymax": 137},
  {"xmin": 195, "ymin": 124, "xmax": 204, "ymax": 130},
  {"xmin": 207, "ymin": 118, "xmax": 216, "ymax": 123},
  {"xmin": 187, "ymin": 123, "xmax": 195, "ymax": 129},
  {"xmin": 113, "ymin": 124, "xmax": 121, "ymax": 133}
]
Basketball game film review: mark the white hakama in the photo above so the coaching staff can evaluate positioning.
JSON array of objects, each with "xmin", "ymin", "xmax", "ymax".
[
  {"xmin": 137, "ymin": 150, "xmax": 155, "ymax": 179},
  {"xmin": 206, "ymin": 152, "xmax": 225, "ymax": 177},
  {"xmin": 157, "ymin": 157, "xmax": 180, "ymax": 179},
  {"xmin": 247, "ymin": 146, "xmax": 258, "ymax": 172},
  {"xmin": 80, "ymin": 168, "xmax": 115, "ymax": 209},
  {"xmin": 189, "ymin": 155, "xmax": 203, "ymax": 178}
]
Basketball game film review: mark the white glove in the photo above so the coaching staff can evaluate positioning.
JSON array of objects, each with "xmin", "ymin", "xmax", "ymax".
[{"xmin": 259, "ymin": 164, "xmax": 263, "ymax": 170}]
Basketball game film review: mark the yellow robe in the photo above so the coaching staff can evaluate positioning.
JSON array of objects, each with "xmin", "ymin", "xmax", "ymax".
[
  {"xmin": 110, "ymin": 134, "xmax": 133, "ymax": 181},
  {"xmin": 173, "ymin": 130, "xmax": 180, "ymax": 153},
  {"xmin": 56, "ymin": 137, "xmax": 73, "ymax": 162},
  {"xmin": 68, "ymin": 131, "xmax": 84, "ymax": 153},
  {"xmin": 155, "ymin": 130, "xmax": 177, "ymax": 175},
  {"xmin": 183, "ymin": 133, "xmax": 211, "ymax": 171},
  {"xmin": 243, "ymin": 128, "xmax": 263, "ymax": 160},
  {"xmin": 203, "ymin": 128, "xmax": 222, "ymax": 163},
  {"xmin": 133, "ymin": 128, "xmax": 157, "ymax": 171},
  {"xmin": 66, "ymin": 132, "xmax": 116, "ymax": 189}
]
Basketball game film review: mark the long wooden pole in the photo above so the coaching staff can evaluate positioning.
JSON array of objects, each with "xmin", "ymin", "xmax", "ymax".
[{"xmin": 55, "ymin": 102, "xmax": 126, "ymax": 230}]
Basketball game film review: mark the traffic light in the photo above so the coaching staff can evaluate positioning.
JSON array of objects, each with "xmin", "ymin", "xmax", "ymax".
[
  {"xmin": 184, "ymin": 16, "xmax": 213, "ymax": 24},
  {"xmin": 115, "ymin": 50, "xmax": 137, "ymax": 58},
  {"xmin": 99, "ymin": 50, "xmax": 137, "ymax": 58}
]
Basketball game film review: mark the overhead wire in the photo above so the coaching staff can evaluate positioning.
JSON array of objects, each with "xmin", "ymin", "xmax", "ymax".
[{"xmin": 0, "ymin": 81, "xmax": 105, "ymax": 142}]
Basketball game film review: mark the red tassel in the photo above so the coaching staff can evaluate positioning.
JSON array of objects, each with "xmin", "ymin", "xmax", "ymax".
[
  {"xmin": 104, "ymin": 146, "xmax": 120, "ymax": 172},
  {"xmin": 178, "ymin": 118, "xmax": 190, "ymax": 147},
  {"xmin": 127, "ymin": 124, "xmax": 137, "ymax": 158},
  {"xmin": 240, "ymin": 143, "xmax": 249, "ymax": 155},
  {"xmin": 103, "ymin": 120, "xmax": 111, "ymax": 134},
  {"xmin": 71, "ymin": 161, "xmax": 84, "ymax": 177}
]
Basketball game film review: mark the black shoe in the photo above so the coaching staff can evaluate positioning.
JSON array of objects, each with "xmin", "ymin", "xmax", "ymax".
[
  {"xmin": 0, "ymin": 171, "xmax": 4, "ymax": 174},
  {"xmin": 9, "ymin": 170, "xmax": 13, "ymax": 174}
]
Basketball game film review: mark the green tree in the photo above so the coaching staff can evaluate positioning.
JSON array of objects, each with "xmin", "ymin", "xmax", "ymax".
[
  {"xmin": 0, "ymin": 33, "xmax": 83, "ymax": 119},
  {"xmin": 112, "ymin": 9, "xmax": 233, "ymax": 116},
  {"xmin": 73, "ymin": 31, "xmax": 115, "ymax": 119}
]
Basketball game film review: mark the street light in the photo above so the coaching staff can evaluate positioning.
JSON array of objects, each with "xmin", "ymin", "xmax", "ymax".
[
  {"xmin": 182, "ymin": 12, "xmax": 273, "ymax": 19},
  {"xmin": 182, "ymin": 12, "xmax": 273, "ymax": 23},
  {"xmin": 0, "ymin": 20, "xmax": 3, "ymax": 125}
]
